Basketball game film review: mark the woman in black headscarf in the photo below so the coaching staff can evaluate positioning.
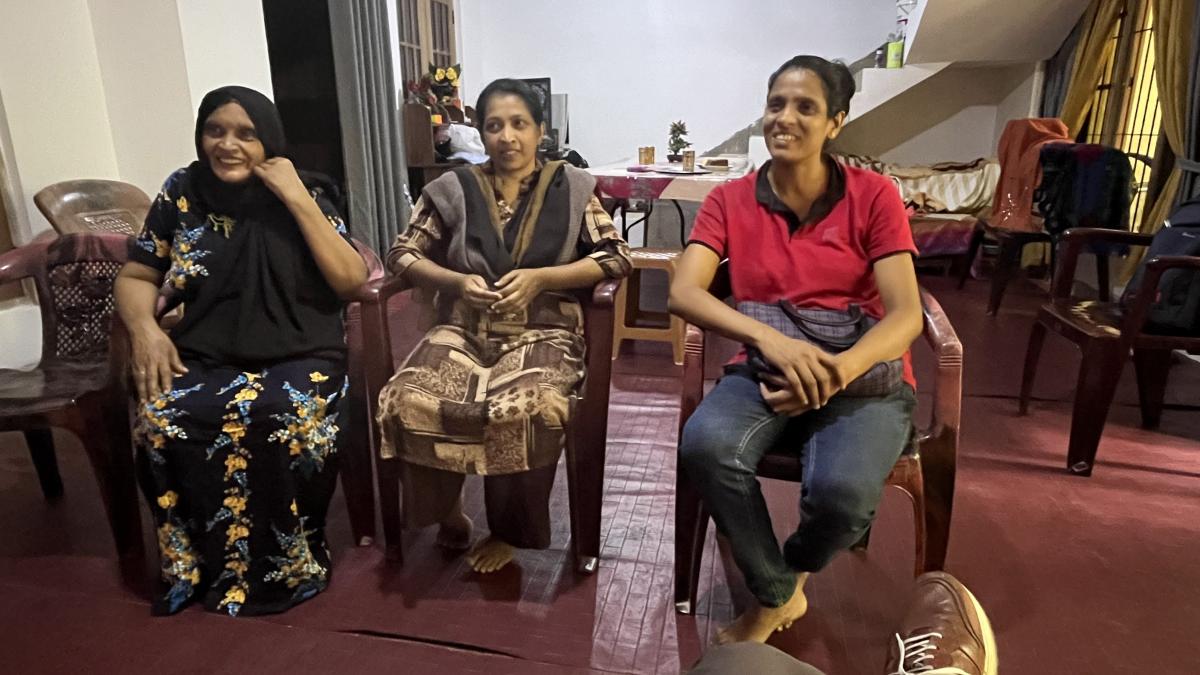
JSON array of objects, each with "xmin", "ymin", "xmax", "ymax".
[{"xmin": 114, "ymin": 86, "xmax": 367, "ymax": 616}]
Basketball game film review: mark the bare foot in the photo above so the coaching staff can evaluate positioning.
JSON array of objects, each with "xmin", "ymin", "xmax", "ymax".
[
  {"xmin": 435, "ymin": 508, "xmax": 473, "ymax": 551},
  {"xmin": 715, "ymin": 573, "xmax": 809, "ymax": 644},
  {"xmin": 465, "ymin": 536, "xmax": 515, "ymax": 573}
]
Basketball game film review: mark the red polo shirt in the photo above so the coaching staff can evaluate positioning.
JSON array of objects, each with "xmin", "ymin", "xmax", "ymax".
[{"xmin": 689, "ymin": 160, "xmax": 919, "ymax": 388}]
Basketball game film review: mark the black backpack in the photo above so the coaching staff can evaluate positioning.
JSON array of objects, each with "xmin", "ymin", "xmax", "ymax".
[{"xmin": 1122, "ymin": 199, "xmax": 1200, "ymax": 334}]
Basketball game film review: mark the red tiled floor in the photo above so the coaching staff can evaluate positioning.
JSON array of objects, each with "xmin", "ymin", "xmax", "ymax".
[{"xmin": 1, "ymin": 276, "xmax": 1198, "ymax": 673}]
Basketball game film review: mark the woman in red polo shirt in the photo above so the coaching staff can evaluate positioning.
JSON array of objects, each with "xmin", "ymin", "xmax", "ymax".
[{"xmin": 670, "ymin": 55, "xmax": 924, "ymax": 643}]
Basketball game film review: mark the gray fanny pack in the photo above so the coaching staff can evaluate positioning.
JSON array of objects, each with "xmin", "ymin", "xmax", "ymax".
[{"xmin": 737, "ymin": 300, "xmax": 903, "ymax": 398}]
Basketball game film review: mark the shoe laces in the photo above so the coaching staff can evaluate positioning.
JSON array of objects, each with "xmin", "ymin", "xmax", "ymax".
[{"xmin": 888, "ymin": 632, "xmax": 972, "ymax": 675}]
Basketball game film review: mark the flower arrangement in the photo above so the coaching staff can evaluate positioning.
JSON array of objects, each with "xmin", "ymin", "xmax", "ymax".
[
  {"xmin": 667, "ymin": 120, "xmax": 692, "ymax": 159},
  {"xmin": 407, "ymin": 63, "xmax": 462, "ymax": 110}
]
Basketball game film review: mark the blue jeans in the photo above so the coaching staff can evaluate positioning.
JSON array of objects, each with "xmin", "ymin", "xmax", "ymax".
[{"xmin": 679, "ymin": 372, "xmax": 915, "ymax": 607}]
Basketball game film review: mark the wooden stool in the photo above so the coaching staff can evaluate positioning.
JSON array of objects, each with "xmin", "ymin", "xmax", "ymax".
[{"xmin": 613, "ymin": 248, "xmax": 685, "ymax": 364}]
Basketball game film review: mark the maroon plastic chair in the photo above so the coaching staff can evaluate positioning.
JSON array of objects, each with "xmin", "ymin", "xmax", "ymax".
[
  {"xmin": 1019, "ymin": 228, "xmax": 1200, "ymax": 475},
  {"xmin": 673, "ymin": 262, "xmax": 963, "ymax": 614},
  {"xmin": 340, "ymin": 240, "xmax": 386, "ymax": 544},
  {"xmin": 0, "ymin": 232, "xmax": 143, "ymax": 588},
  {"xmin": 34, "ymin": 179, "xmax": 151, "ymax": 236},
  {"xmin": 356, "ymin": 274, "xmax": 618, "ymax": 573}
]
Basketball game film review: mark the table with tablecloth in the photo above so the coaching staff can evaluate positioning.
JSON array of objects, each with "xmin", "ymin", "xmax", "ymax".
[{"xmin": 587, "ymin": 157, "xmax": 752, "ymax": 246}]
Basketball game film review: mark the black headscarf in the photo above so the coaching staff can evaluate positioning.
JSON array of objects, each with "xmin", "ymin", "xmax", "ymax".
[{"xmin": 167, "ymin": 86, "xmax": 350, "ymax": 368}]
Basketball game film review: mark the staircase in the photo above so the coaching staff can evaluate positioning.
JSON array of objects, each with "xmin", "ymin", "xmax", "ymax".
[{"xmin": 706, "ymin": 0, "xmax": 1092, "ymax": 158}]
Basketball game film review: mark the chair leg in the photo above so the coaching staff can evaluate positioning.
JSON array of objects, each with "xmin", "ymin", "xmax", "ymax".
[
  {"xmin": 906, "ymin": 475, "xmax": 928, "ymax": 578},
  {"xmin": 1133, "ymin": 348, "xmax": 1172, "ymax": 430},
  {"xmin": 377, "ymin": 458, "xmax": 404, "ymax": 563},
  {"xmin": 1066, "ymin": 343, "xmax": 1126, "ymax": 476},
  {"xmin": 674, "ymin": 460, "xmax": 709, "ymax": 615},
  {"xmin": 566, "ymin": 421, "xmax": 604, "ymax": 574},
  {"xmin": 339, "ymin": 382, "xmax": 377, "ymax": 546},
  {"xmin": 611, "ymin": 270, "xmax": 631, "ymax": 360},
  {"xmin": 65, "ymin": 400, "xmax": 146, "ymax": 593},
  {"xmin": 669, "ymin": 315, "xmax": 686, "ymax": 366},
  {"xmin": 987, "ymin": 234, "xmax": 1023, "ymax": 315},
  {"xmin": 957, "ymin": 222, "xmax": 986, "ymax": 289},
  {"xmin": 23, "ymin": 428, "xmax": 64, "ymax": 500},
  {"xmin": 1095, "ymin": 255, "xmax": 1111, "ymax": 302},
  {"xmin": 918, "ymin": 433, "xmax": 954, "ymax": 573},
  {"xmin": 1019, "ymin": 321, "xmax": 1048, "ymax": 415}
]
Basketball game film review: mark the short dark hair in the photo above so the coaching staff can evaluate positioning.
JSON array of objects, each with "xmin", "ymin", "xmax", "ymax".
[
  {"xmin": 474, "ymin": 78, "xmax": 544, "ymax": 126},
  {"xmin": 767, "ymin": 55, "xmax": 855, "ymax": 118}
]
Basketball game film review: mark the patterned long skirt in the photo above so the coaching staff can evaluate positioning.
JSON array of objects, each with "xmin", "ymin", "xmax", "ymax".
[
  {"xmin": 375, "ymin": 324, "xmax": 584, "ymax": 547},
  {"xmin": 134, "ymin": 357, "xmax": 347, "ymax": 617}
]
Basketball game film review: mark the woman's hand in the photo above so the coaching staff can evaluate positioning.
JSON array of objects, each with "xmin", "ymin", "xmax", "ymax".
[
  {"xmin": 459, "ymin": 274, "xmax": 502, "ymax": 309},
  {"xmin": 253, "ymin": 157, "xmax": 309, "ymax": 205},
  {"xmin": 130, "ymin": 325, "xmax": 188, "ymax": 403},
  {"xmin": 492, "ymin": 268, "xmax": 546, "ymax": 313},
  {"xmin": 759, "ymin": 381, "xmax": 818, "ymax": 416},
  {"xmin": 754, "ymin": 331, "xmax": 842, "ymax": 410}
]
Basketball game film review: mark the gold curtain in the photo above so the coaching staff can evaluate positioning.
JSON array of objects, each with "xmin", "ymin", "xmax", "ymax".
[
  {"xmin": 1119, "ymin": 0, "xmax": 1195, "ymax": 279},
  {"xmin": 1059, "ymin": 0, "xmax": 1125, "ymax": 138},
  {"xmin": 1139, "ymin": 0, "xmax": 1194, "ymax": 234}
]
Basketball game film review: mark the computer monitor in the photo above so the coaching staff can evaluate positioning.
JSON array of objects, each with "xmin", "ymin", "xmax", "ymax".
[{"xmin": 550, "ymin": 93, "xmax": 569, "ymax": 145}]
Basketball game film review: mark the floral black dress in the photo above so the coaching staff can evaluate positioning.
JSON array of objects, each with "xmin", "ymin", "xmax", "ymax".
[{"xmin": 129, "ymin": 165, "xmax": 351, "ymax": 616}]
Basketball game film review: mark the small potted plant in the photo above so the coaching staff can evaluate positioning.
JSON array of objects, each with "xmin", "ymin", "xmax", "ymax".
[{"xmin": 667, "ymin": 120, "xmax": 691, "ymax": 162}]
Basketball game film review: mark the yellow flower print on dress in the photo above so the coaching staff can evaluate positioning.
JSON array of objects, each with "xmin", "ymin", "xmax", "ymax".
[
  {"xmin": 265, "ymin": 520, "xmax": 328, "ymax": 591},
  {"xmin": 156, "ymin": 517, "xmax": 202, "ymax": 613},
  {"xmin": 176, "ymin": 195, "xmax": 189, "ymax": 213},
  {"xmin": 157, "ymin": 491, "xmax": 178, "ymax": 509},
  {"xmin": 269, "ymin": 377, "xmax": 348, "ymax": 478},
  {"xmin": 226, "ymin": 523, "xmax": 250, "ymax": 545},
  {"xmin": 208, "ymin": 213, "xmax": 236, "ymax": 238},
  {"xmin": 224, "ymin": 454, "xmax": 248, "ymax": 477},
  {"xmin": 134, "ymin": 383, "xmax": 203, "ymax": 464},
  {"xmin": 222, "ymin": 421, "xmax": 246, "ymax": 442},
  {"xmin": 167, "ymin": 219, "xmax": 211, "ymax": 289},
  {"xmin": 221, "ymin": 585, "xmax": 247, "ymax": 607},
  {"xmin": 223, "ymin": 495, "xmax": 247, "ymax": 515}
]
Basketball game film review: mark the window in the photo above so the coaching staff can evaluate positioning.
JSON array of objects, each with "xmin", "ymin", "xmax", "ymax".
[
  {"xmin": 396, "ymin": 0, "xmax": 457, "ymax": 88},
  {"xmin": 1082, "ymin": 1, "xmax": 1163, "ymax": 229}
]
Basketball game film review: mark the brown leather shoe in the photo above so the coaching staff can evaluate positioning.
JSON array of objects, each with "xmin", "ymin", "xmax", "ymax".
[{"xmin": 884, "ymin": 572, "xmax": 997, "ymax": 675}]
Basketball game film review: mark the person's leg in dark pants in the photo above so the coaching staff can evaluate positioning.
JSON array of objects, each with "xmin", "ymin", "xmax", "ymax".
[
  {"xmin": 678, "ymin": 373, "xmax": 808, "ymax": 643},
  {"xmin": 784, "ymin": 386, "xmax": 916, "ymax": 571},
  {"xmin": 468, "ymin": 463, "xmax": 558, "ymax": 572}
]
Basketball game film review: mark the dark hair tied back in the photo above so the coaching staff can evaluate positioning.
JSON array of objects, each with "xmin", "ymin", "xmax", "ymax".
[
  {"xmin": 474, "ymin": 78, "xmax": 544, "ymax": 126},
  {"xmin": 767, "ymin": 55, "xmax": 855, "ymax": 118}
]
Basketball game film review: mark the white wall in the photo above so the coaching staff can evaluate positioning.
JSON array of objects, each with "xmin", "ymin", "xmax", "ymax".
[
  {"xmin": 992, "ymin": 65, "xmax": 1040, "ymax": 145},
  {"xmin": 456, "ymin": 0, "xmax": 896, "ymax": 166},
  {"xmin": 880, "ymin": 105, "xmax": 1001, "ymax": 165},
  {"xmin": 834, "ymin": 63, "xmax": 1037, "ymax": 165},
  {"xmin": 176, "ymin": 0, "xmax": 274, "ymax": 112},
  {"xmin": 89, "ymin": 0, "xmax": 196, "ymax": 198},
  {"xmin": 0, "ymin": 0, "xmax": 120, "ymax": 237},
  {"xmin": 906, "ymin": 0, "xmax": 1090, "ymax": 64},
  {"xmin": 0, "ymin": 0, "xmax": 274, "ymax": 369}
]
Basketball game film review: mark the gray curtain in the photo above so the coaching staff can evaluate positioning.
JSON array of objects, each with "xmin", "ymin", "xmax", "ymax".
[
  {"xmin": 1182, "ymin": 0, "xmax": 1200, "ymax": 201},
  {"xmin": 328, "ymin": 0, "xmax": 410, "ymax": 256},
  {"xmin": 1040, "ymin": 12, "xmax": 1085, "ymax": 118}
]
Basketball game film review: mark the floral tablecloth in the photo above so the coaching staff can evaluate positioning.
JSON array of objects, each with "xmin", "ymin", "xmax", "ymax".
[{"xmin": 587, "ymin": 157, "xmax": 752, "ymax": 203}]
